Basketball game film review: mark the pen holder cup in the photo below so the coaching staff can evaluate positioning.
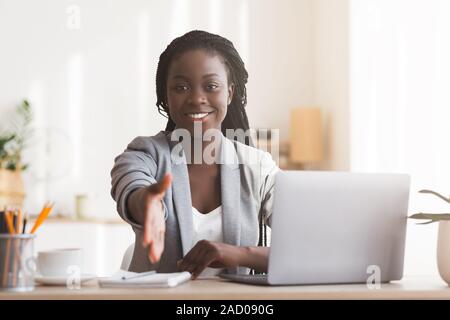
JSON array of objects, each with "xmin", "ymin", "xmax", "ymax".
[{"xmin": 0, "ymin": 233, "xmax": 36, "ymax": 292}]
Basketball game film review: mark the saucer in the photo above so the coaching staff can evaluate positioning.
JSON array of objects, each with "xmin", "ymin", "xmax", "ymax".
[{"xmin": 35, "ymin": 274, "xmax": 97, "ymax": 286}]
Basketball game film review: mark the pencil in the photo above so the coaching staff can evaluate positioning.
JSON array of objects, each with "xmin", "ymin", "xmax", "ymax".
[
  {"xmin": 5, "ymin": 211, "xmax": 15, "ymax": 235},
  {"xmin": 30, "ymin": 203, "xmax": 54, "ymax": 234},
  {"xmin": 16, "ymin": 209, "xmax": 22, "ymax": 235},
  {"xmin": 22, "ymin": 213, "xmax": 28, "ymax": 234},
  {"xmin": 29, "ymin": 203, "xmax": 48, "ymax": 233},
  {"xmin": 0, "ymin": 211, "xmax": 5, "ymax": 233}
]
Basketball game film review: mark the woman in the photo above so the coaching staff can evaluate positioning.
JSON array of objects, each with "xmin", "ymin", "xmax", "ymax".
[{"xmin": 110, "ymin": 30, "xmax": 279, "ymax": 279}]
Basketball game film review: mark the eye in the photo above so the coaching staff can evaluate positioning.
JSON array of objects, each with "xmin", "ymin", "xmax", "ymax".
[
  {"xmin": 205, "ymin": 83, "xmax": 219, "ymax": 91},
  {"xmin": 174, "ymin": 85, "xmax": 189, "ymax": 92}
]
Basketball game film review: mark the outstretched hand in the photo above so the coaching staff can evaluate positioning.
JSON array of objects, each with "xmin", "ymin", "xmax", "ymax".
[{"xmin": 142, "ymin": 173, "xmax": 172, "ymax": 264}]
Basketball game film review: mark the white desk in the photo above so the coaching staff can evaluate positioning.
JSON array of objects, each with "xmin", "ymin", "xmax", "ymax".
[{"xmin": 1, "ymin": 276, "xmax": 449, "ymax": 300}]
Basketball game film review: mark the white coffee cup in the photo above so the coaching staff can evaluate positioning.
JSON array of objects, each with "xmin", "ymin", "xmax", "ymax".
[{"xmin": 37, "ymin": 248, "xmax": 83, "ymax": 277}]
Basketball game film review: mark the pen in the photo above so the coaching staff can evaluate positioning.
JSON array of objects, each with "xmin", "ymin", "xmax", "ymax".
[
  {"xmin": 16, "ymin": 209, "xmax": 22, "ymax": 234},
  {"xmin": 22, "ymin": 213, "xmax": 28, "ymax": 234},
  {"xmin": 121, "ymin": 270, "xmax": 157, "ymax": 280}
]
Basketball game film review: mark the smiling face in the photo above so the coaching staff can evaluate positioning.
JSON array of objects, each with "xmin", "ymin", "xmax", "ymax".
[{"xmin": 166, "ymin": 49, "xmax": 234, "ymax": 135}]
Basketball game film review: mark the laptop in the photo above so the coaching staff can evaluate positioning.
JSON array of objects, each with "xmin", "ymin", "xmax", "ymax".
[{"xmin": 220, "ymin": 171, "xmax": 410, "ymax": 286}]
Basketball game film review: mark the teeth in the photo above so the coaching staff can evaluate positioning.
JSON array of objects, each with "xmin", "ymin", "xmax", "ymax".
[{"xmin": 188, "ymin": 113, "xmax": 209, "ymax": 119}]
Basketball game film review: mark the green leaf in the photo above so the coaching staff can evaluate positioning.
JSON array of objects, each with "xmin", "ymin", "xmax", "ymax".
[
  {"xmin": 409, "ymin": 213, "xmax": 450, "ymax": 225},
  {"xmin": 416, "ymin": 220, "xmax": 438, "ymax": 225},
  {"xmin": 0, "ymin": 134, "xmax": 15, "ymax": 147},
  {"xmin": 1, "ymin": 99, "xmax": 33, "ymax": 169},
  {"xmin": 419, "ymin": 189, "xmax": 450, "ymax": 204},
  {"xmin": 6, "ymin": 162, "xmax": 16, "ymax": 170}
]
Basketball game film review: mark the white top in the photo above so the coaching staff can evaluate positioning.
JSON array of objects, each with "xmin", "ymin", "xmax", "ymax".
[{"xmin": 191, "ymin": 205, "xmax": 224, "ymax": 277}]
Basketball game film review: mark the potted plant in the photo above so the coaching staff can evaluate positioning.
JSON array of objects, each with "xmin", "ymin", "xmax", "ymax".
[
  {"xmin": 0, "ymin": 99, "xmax": 33, "ymax": 208},
  {"xmin": 409, "ymin": 189, "xmax": 450, "ymax": 285}
]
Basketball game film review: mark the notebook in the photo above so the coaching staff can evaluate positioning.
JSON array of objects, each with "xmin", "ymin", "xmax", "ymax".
[{"xmin": 98, "ymin": 270, "xmax": 191, "ymax": 288}]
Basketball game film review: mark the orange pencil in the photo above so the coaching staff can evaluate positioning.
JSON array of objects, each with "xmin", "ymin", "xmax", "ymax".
[
  {"xmin": 30, "ymin": 203, "xmax": 54, "ymax": 234},
  {"xmin": 5, "ymin": 211, "xmax": 15, "ymax": 235},
  {"xmin": 28, "ymin": 203, "xmax": 48, "ymax": 233}
]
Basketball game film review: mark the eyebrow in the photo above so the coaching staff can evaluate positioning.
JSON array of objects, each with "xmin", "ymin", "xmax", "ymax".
[
  {"xmin": 202, "ymin": 73, "xmax": 220, "ymax": 78},
  {"xmin": 171, "ymin": 73, "xmax": 220, "ymax": 80}
]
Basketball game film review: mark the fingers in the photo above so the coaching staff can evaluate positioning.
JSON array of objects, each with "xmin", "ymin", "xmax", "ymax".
[
  {"xmin": 143, "ymin": 173, "xmax": 171, "ymax": 247},
  {"xmin": 191, "ymin": 252, "xmax": 216, "ymax": 279},
  {"xmin": 178, "ymin": 241, "xmax": 218, "ymax": 279},
  {"xmin": 141, "ymin": 174, "xmax": 171, "ymax": 265},
  {"xmin": 143, "ymin": 194, "xmax": 166, "ymax": 244},
  {"xmin": 143, "ymin": 196, "xmax": 166, "ymax": 264},
  {"xmin": 150, "ymin": 229, "xmax": 165, "ymax": 263},
  {"xmin": 151, "ymin": 173, "xmax": 172, "ymax": 196},
  {"xmin": 143, "ymin": 198, "xmax": 158, "ymax": 245},
  {"xmin": 178, "ymin": 244, "xmax": 202, "ymax": 274},
  {"xmin": 160, "ymin": 173, "xmax": 172, "ymax": 192},
  {"xmin": 147, "ymin": 233, "xmax": 165, "ymax": 264}
]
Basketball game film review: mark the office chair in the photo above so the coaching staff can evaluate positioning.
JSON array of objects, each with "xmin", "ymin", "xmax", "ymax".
[{"xmin": 120, "ymin": 243, "xmax": 135, "ymax": 270}]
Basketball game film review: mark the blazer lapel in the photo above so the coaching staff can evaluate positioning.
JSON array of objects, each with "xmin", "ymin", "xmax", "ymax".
[
  {"xmin": 168, "ymin": 133, "xmax": 194, "ymax": 257},
  {"xmin": 220, "ymin": 137, "xmax": 241, "ymax": 247}
]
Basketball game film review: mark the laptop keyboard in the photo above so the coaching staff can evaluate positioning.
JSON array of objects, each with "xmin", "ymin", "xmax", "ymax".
[{"xmin": 219, "ymin": 273, "xmax": 269, "ymax": 285}]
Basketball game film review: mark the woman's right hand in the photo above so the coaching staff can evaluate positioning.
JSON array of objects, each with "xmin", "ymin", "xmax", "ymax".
[{"xmin": 142, "ymin": 173, "xmax": 172, "ymax": 264}]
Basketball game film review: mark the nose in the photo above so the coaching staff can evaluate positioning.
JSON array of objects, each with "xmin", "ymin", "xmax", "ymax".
[{"xmin": 187, "ymin": 87, "xmax": 207, "ymax": 106}]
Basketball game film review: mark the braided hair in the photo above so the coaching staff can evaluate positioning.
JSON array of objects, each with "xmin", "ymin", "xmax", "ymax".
[{"xmin": 155, "ymin": 30, "xmax": 253, "ymax": 147}]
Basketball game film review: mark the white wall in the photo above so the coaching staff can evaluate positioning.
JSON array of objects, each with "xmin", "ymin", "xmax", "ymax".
[
  {"xmin": 350, "ymin": 0, "xmax": 450, "ymax": 276},
  {"xmin": 312, "ymin": 0, "xmax": 350, "ymax": 171},
  {"xmin": 246, "ymin": 0, "xmax": 314, "ymax": 140},
  {"xmin": 0, "ymin": 0, "xmax": 316, "ymax": 218}
]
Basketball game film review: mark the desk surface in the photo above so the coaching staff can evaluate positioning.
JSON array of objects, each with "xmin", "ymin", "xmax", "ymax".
[{"xmin": 1, "ymin": 276, "xmax": 449, "ymax": 300}]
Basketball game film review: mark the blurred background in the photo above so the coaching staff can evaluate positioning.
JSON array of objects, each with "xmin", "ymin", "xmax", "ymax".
[{"xmin": 0, "ymin": 0, "xmax": 449, "ymax": 277}]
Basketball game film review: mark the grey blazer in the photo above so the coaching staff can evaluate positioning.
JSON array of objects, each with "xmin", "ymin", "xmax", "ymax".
[{"xmin": 110, "ymin": 130, "xmax": 279, "ymax": 274}]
